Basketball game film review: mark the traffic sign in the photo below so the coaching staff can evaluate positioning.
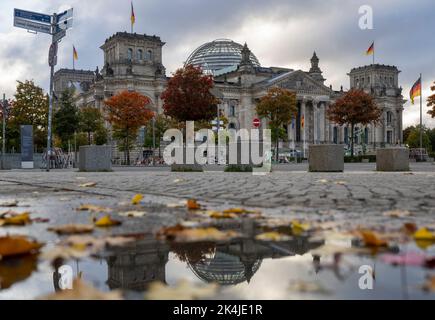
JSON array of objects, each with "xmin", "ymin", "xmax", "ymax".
[
  {"xmin": 14, "ymin": 8, "xmax": 51, "ymax": 24},
  {"xmin": 253, "ymin": 118, "xmax": 261, "ymax": 128},
  {"xmin": 56, "ymin": 18, "xmax": 73, "ymax": 31},
  {"xmin": 56, "ymin": 8, "xmax": 73, "ymax": 23},
  {"xmin": 53, "ymin": 29, "xmax": 66, "ymax": 43},
  {"xmin": 14, "ymin": 17, "xmax": 52, "ymax": 34},
  {"xmin": 48, "ymin": 42, "xmax": 58, "ymax": 67}
]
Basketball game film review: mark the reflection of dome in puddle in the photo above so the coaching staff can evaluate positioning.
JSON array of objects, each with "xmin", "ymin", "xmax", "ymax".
[{"xmin": 188, "ymin": 251, "xmax": 262, "ymax": 285}]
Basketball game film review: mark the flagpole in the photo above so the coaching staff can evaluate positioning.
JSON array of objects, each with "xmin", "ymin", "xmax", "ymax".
[
  {"xmin": 420, "ymin": 73, "xmax": 423, "ymax": 160},
  {"xmin": 373, "ymin": 42, "xmax": 375, "ymax": 65}
]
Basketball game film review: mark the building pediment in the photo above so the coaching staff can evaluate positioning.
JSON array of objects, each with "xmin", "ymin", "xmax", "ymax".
[{"xmin": 262, "ymin": 70, "xmax": 332, "ymax": 96}]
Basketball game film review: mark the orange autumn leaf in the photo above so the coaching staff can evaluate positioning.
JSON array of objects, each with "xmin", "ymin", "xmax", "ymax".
[
  {"xmin": 187, "ymin": 199, "xmax": 201, "ymax": 210},
  {"xmin": 360, "ymin": 230, "xmax": 388, "ymax": 247},
  {"xmin": 0, "ymin": 212, "xmax": 31, "ymax": 226},
  {"xmin": 0, "ymin": 235, "xmax": 43, "ymax": 258},
  {"xmin": 48, "ymin": 224, "xmax": 94, "ymax": 235}
]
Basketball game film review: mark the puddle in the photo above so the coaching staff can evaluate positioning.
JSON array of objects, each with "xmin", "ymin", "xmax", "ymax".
[{"xmin": 1, "ymin": 220, "xmax": 434, "ymax": 300}]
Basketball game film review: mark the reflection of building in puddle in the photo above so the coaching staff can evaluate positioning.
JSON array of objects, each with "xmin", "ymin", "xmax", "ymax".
[
  {"xmin": 187, "ymin": 236, "xmax": 324, "ymax": 286},
  {"xmin": 106, "ymin": 237, "xmax": 169, "ymax": 291}
]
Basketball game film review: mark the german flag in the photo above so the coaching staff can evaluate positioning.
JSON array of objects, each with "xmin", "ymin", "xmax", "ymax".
[
  {"xmin": 131, "ymin": 2, "xmax": 136, "ymax": 26},
  {"xmin": 366, "ymin": 42, "xmax": 374, "ymax": 56},
  {"xmin": 73, "ymin": 45, "xmax": 78, "ymax": 60},
  {"xmin": 410, "ymin": 77, "xmax": 421, "ymax": 105}
]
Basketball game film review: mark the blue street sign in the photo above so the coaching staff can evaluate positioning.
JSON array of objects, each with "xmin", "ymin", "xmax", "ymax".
[
  {"xmin": 56, "ymin": 8, "xmax": 73, "ymax": 23},
  {"xmin": 14, "ymin": 17, "xmax": 52, "ymax": 34},
  {"xmin": 14, "ymin": 8, "xmax": 51, "ymax": 24}
]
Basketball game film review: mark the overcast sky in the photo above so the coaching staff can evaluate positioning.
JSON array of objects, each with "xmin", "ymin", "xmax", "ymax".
[{"xmin": 1, "ymin": 0, "xmax": 434, "ymax": 127}]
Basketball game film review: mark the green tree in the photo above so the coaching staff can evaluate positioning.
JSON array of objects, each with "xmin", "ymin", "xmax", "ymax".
[
  {"xmin": 53, "ymin": 89, "xmax": 79, "ymax": 149},
  {"xmin": 256, "ymin": 87, "xmax": 297, "ymax": 162},
  {"xmin": 8, "ymin": 80, "xmax": 48, "ymax": 152},
  {"xmin": 94, "ymin": 126, "xmax": 108, "ymax": 145},
  {"xmin": 79, "ymin": 106, "xmax": 105, "ymax": 145},
  {"xmin": 405, "ymin": 125, "xmax": 431, "ymax": 150},
  {"xmin": 143, "ymin": 114, "xmax": 172, "ymax": 157}
]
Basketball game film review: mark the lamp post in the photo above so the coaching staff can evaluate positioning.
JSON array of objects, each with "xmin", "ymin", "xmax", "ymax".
[{"xmin": 1, "ymin": 94, "xmax": 7, "ymax": 170}]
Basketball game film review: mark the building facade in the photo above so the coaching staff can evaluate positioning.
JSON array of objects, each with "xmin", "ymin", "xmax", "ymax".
[{"xmin": 56, "ymin": 32, "xmax": 405, "ymax": 155}]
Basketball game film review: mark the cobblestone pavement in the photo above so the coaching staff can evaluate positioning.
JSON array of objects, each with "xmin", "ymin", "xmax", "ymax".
[{"xmin": 1, "ymin": 163, "xmax": 435, "ymax": 218}]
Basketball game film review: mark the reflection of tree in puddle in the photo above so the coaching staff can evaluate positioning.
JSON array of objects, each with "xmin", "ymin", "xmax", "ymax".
[
  {"xmin": 0, "ymin": 255, "xmax": 38, "ymax": 290},
  {"xmin": 170, "ymin": 242, "xmax": 216, "ymax": 264}
]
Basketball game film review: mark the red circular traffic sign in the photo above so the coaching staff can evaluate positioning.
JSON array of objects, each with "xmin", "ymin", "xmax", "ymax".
[{"xmin": 253, "ymin": 118, "xmax": 261, "ymax": 128}]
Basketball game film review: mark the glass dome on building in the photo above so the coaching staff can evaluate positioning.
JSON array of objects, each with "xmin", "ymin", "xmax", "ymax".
[{"xmin": 185, "ymin": 39, "xmax": 261, "ymax": 75}]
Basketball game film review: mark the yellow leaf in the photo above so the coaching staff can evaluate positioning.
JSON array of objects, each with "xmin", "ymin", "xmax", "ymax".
[
  {"xmin": 48, "ymin": 224, "xmax": 94, "ymax": 235},
  {"xmin": 0, "ymin": 235, "xmax": 43, "ymax": 258},
  {"xmin": 414, "ymin": 228, "xmax": 435, "ymax": 241},
  {"xmin": 131, "ymin": 194, "xmax": 143, "ymax": 205},
  {"xmin": 187, "ymin": 199, "xmax": 201, "ymax": 210},
  {"xmin": 94, "ymin": 215, "xmax": 122, "ymax": 227},
  {"xmin": 0, "ymin": 212, "xmax": 31, "ymax": 226},
  {"xmin": 39, "ymin": 278, "xmax": 123, "ymax": 300},
  {"xmin": 255, "ymin": 232, "xmax": 292, "ymax": 242},
  {"xmin": 291, "ymin": 220, "xmax": 311, "ymax": 235},
  {"xmin": 208, "ymin": 211, "xmax": 237, "ymax": 219},
  {"xmin": 360, "ymin": 230, "xmax": 388, "ymax": 247}
]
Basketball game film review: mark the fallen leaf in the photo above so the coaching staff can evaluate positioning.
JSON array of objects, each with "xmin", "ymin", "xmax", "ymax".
[
  {"xmin": 94, "ymin": 215, "xmax": 122, "ymax": 227},
  {"xmin": 383, "ymin": 210, "xmax": 412, "ymax": 218},
  {"xmin": 317, "ymin": 179, "xmax": 329, "ymax": 184},
  {"xmin": 78, "ymin": 182, "xmax": 97, "ymax": 188},
  {"xmin": 414, "ymin": 228, "xmax": 435, "ymax": 241},
  {"xmin": 0, "ymin": 212, "xmax": 31, "ymax": 226},
  {"xmin": 291, "ymin": 220, "xmax": 311, "ymax": 235},
  {"xmin": 403, "ymin": 223, "xmax": 418, "ymax": 235},
  {"xmin": 335, "ymin": 181, "xmax": 347, "ymax": 185},
  {"xmin": 145, "ymin": 280, "xmax": 218, "ymax": 300},
  {"xmin": 0, "ymin": 200, "xmax": 18, "ymax": 207},
  {"xmin": 118, "ymin": 211, "xmax": 147, "ymax": 218},
  {"xmin": 0, "ymin": 235, "xmax": 43, "ymax": 258},
  {"xmin": 359, "ymin": 230, "xmax": 388, "ymax": 247},
  {"xmin": 166, "ymin": 202, "xmax": 186, "ymax": 208},
  {"xmin": 131, "ymin": 194, "xmax": 143, "ymax": 205},
  {"xmin": 48, "ymin": 224, "xmax": 94, "ymax": 235},
  {"xmin": 422, "ymin": 275, "xmax": 435, "ymax": 292},
  {"xmin": 187, "ymin": 199, "xmax": 201, "ymax": 210},
  {"xmin": 223, "ymin": 207, "xmax": 257, "ymax": 214},
  {"xmin": 208, "ymin": 211, "xmax": 237, "ymax": 219},
  {"xmin": 77, "ymin": 204, "xmax": 112, "ymax": 213},
  {"xmin": 288, "ymin": 280, "xmax": 330, "ymax": 294},
  {"xmin": 158, "ymin": 225, "xmax": 239, "ymax": 242},
  {"xmin": 39, "ymin": 278, "xmax": 123, "ymax": 300},
  {"xmin": 255, "ymin": 232, "xmax": 292, "ymax": 242}
]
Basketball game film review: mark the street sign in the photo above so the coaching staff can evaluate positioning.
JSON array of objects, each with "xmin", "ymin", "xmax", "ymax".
[
  {"xmin": 253, "ymin": 118, "xmax": 261, "ymax": 128},
  {"xmin": 56, "ymin": 18, "xmax": 73, "ymax": 31},
  {"xmin": 48, "ymin": 42, "xmax": 58, "ymax": 67},
  {"xmin": 14, "ymin": 16, "xmax": 52, "ymax": 34},
  {"xmin": 14, "ymin": 8, "xmax": 51, "ymax": 24},
  {"xmin": 56, "ymin": 8, "xmax": 73, "ymax": 23},
  {"xmin": 53, "ymin": 29, "xmax": 66, "ymax": 43}
]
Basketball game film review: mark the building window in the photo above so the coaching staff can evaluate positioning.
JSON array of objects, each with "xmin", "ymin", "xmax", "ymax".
[
  {"xmin": 344, "ymin": 127, "xmax": 349, "ymax": 145},
  {"xmin": 229, "ymin": 123, "xmax": 236, "ymax": 129},
  {"xmin": 387, "ymin": 111, "xmax": 393, "ymax": 126},
  {"xmin": 127, "ymin": 48, "xmax": 133, "ymax": 61},
  {"xmin": 364, "ymin": 128, "xmax": 369, "ymax": 144},
  {"xmin": 387, "ymin": 131, "xmax": 393, "ymax": 144},
  {"xmin": 333, "ymin": 127, "xmax": 338, "ymax": 144},
  {"xmin": 230, "ymin": 105, "xmax": 235, "ymax": 117},
  {"xmin": 146, "ymin": 50, "xmax": 153, "ymax": 60},
  {"xmin": 137, "ymin": 49, "xmax": 143, "ymax": 60}
]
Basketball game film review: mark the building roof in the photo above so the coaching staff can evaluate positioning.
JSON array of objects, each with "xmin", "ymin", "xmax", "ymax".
[{"xmin": 103, "ymin": 32, "xmax": 165, "ymax": 45}]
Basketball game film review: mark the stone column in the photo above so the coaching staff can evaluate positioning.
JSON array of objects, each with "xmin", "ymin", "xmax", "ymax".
[
  {"xmin": 301, "ymin": 100, "xmax": 307, "ymax": 157},
  {"xmin": 313, "ymin": 101, "xmax": 318, "ymax": 144}
]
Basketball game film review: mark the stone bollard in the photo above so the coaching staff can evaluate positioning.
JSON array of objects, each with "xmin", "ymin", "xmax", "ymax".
[
  {"xmin": 376, "ymin": 147, "xmax": 409, "ymax": 172},
  {"xmin": 79, "ymin": 145, "xmax": 112, "ymax": 172},
  {"xmin": 309, "ymin": 144, "xmax": 344, "ymax": 172}
]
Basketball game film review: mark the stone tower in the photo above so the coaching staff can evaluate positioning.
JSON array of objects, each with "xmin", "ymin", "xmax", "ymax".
[
  {"xmin": 308, "ymin": 51, "xmax": 325, "ymax": 84},
  {"xmin": 100, "ymin": 32, "xmax": 166, "ymax": 79}
]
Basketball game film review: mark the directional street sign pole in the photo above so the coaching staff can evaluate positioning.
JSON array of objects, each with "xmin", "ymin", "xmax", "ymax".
[
  {"xmin": 13, "ymin": 8, "xmax": 72, "ymax": 171},
  {"xmin": 1, "ymin": 94, "xmax": 6, "ymax": 170},
  {"xmin": 46, "ymin": 13, "xmax": 58, "ymax": 171}
]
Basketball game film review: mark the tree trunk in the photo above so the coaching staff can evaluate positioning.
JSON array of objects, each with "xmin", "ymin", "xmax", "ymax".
[
  {"xmin": 351, "ymin": 123, "xmax": 355, "ymax": 158},
  {"xmin": 126, "ymin": 128, "xmax": 130, "ymax": 166},
  {"xmin": 275, "ymin": 127, "xmax": 279, "ymax": 162}
]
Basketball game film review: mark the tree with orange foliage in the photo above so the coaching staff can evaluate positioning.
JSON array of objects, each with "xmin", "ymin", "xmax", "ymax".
[
  {"xmin": 161, "ymin": 65, "xmax": 218, "ymax": 125},
  {"xmin": 327, "ymin": 89, "xmax": 381, "ymax": 157},
  {"xmin": 427, "ymin": 81, "xmax": 435, "ymax": 118},
  {"xmin": 104, "ymin": 90, "xmax": 153, "ymax": 165}
]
